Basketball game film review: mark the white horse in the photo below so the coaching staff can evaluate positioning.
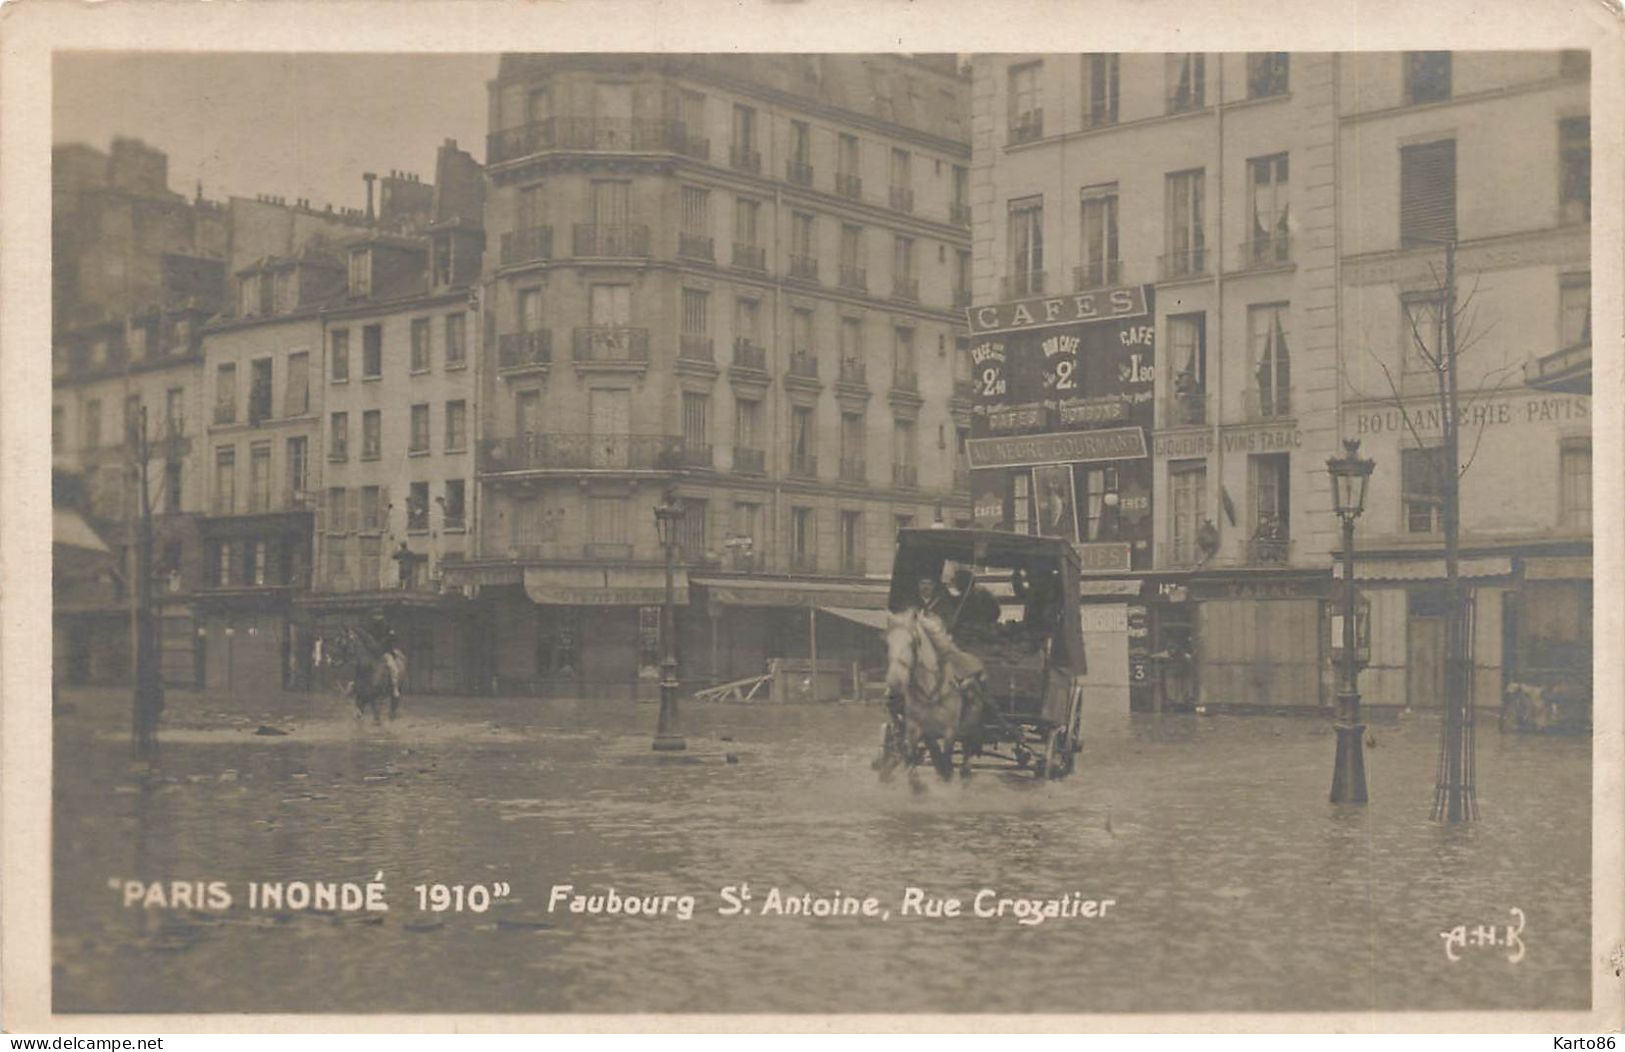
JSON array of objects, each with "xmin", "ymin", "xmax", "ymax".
[{"xmin": 879, "ymin": 608, "xmax": 989, "ymax": 779}]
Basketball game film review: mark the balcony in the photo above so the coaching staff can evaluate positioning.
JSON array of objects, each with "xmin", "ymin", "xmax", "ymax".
[
  {"xmin": 732, "ymin": 242, "xmax": 766, "ymax": 272},
  {"xmin": 733, "ymin": 447, "xmax": 766, "ymax": 475},
  {"xmin": 787, "ymin": 352, "xmax": 819, "ymax": 380},
  {"xmin": 480, "ymin": 433, "xmax": 683, "ymax": 473},
  {"xmin": 789, "ymin": 453, "xmax": 818, "ymax": 479},
  {"xmin": 787, "ymin": 160, "xmax": 814, "ymax": 186},
  {"xmin": 953, "ymin": 287, "xmax": 972, "ymax": 308},
  {"xmin": 1159, "ymin": 246, "xmax": 1208, "ymax": 281},
  {"xmin": 1238, "ymin": 233, "xmax": 1293, "ymax": 270},
  {"xmin": 1074, "ymin": 259, "xmax": 1122, "ymax": 291},
  {"xmin": 892, "ymin": 463, "xmax": 918, "ymax": 489},
  {"xmin": 1242, "ymin": 388, "xmax": 1293, "ymax": 421},
  {"xmin": 213, "ymin": 403, "xmax": 236, "ymax": 426},
  {"xmin": 789, "ymin": 255, "xmax": 819, "ymax": 284},
  {"xmin": 838, "ymin": 264, "xmax": 868, "ymax": 293},
  {"xmin": 790, "ymin": 551, "xmax": 819, "ymax": 574},
  {"xmin": 677, "ymin": 130, "xmax": 710, "ymax": 160},
  {"xmin": 572, "ymin": 326, "xmax": 650, "ymax": 364},
  {"xmin": 500, "ymin": 226, "xmax": 553, "ymax": 266},
  {"xmin": 1246, "ymin": 536, "xmax": 1293, "ymax": 566},
  {"xmin": 486, "ymin": 118, "xmax": 690, "ymax": 163},
  {"xmin": 678, "ymin": 334, "xmax": 714, "ymax": 362},
  {"xmin": 677, "ymin": 232, "xmax": 715, "ymax": 263},
  {"xmin": 729, "ymin": 144, "xmax": 762, "ymax": 173},
  {"xmin": 892, "ymin": 370, "xmax": 919, "ymax": 394},
  {"xmin": 952, "ymin": 378, "xmax": 975, "ymax": 404},
  {"xmin": 682, "ymin": 443, "xmax": 714, "ymax": 469},
  {"xmin": 1163, "ymin": 389, "xmax": 1208, "ymax": 427},
  {"xmin": 891, "ymin": 276, "xmax": 919, "ymax": 303},
  {"xmin": 949, "ymin": 202, "xmax": 972, "ymax": 228},
  {"xmin": 889, "ymin": 186, "xmax": 915, "ymax": 213},
  {"xmin": 839, "ymin": 456, "xmax": 867, "ymax": 483},
  {"xmin": 497, "ymin": 330, "xmax": 553, "ymax": 374},
  {"xmin": 1002, "ymin": 272, "xmax": 1046, "ymax": 298},
  {"xmin": 1009, "ymin": 109, "xmax": 1044, "ymax": 144},
  {"xmin": 837, "ymin": 358, "xmax": 867, "ymax": 388},
  {"xmin": 835, "ymin": 173, "xmax": 863, "ymax": 200},
  {"xmin": 732, "ymin": 340, "xmax": 767, "ymax": 372},
  {"xmin": 840, "ymin": 553, "xmax": 867, "ymax": 576},
  {"xmin": 573, "ymin": 224, "xmax": 651, "ymax": 258}
]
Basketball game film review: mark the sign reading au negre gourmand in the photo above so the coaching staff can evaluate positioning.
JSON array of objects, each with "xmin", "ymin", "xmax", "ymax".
[
  {"xmin": 965, "ymin": 284, "xmax": 1150, "ymax": 337},
  {"xmin": 966, "ymin": 427, "xmax": 1149, "ymax": 469}
]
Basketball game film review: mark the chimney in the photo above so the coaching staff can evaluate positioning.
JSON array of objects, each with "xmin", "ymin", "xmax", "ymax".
[{"xmin": 363, "ymin": 172, "xmax": 377, "ymax": 221}]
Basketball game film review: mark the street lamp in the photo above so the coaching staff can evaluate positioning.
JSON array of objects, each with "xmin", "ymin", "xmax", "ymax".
[
  {"xmin": 651, "ymin": 488, "xmax": 687, "ymax": 752},
  {"xmin": 1327, "ymin": 438, "xmax": 1376, "ymax": 804}
]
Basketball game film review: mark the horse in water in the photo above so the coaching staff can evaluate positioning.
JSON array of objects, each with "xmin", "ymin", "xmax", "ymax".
[
  {"xmin": 879, "ymin": 608, "xmax": 989, "ymax": 780},
  {"xmin": 346, "ymin": 628, "xmax": 406, "ymax": 724}
]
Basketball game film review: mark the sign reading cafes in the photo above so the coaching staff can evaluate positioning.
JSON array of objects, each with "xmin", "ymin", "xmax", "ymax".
[
  {"xmin": 967, "ymin": 427, "xmax": 1149, "ymax": 469},
  {"xmin": 966, "ymin": 284, "xmax": 1150, "ymax": 337}
]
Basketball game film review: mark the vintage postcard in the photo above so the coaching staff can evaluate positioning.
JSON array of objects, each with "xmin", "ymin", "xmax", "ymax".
[{"xmin": 2, "ymin": 0, "xmax": 1621, "ymax": 1035}]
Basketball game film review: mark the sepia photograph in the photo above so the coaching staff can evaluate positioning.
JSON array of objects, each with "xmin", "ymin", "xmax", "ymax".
[{"xmin": 3, "ymin": 0, "xmax": 1621, "ymax": 1034}]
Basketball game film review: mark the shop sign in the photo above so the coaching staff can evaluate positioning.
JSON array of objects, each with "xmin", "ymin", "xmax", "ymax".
[
  {"xmin": 1351, "ymin": 394, "xmax": 1588, "ymax": 437},
  {"xmin": 527, "ymin": 586, "xmax": 686, "ymax": 606},
  {"xmin": 1081, "ymin": 605, "xmax": 1128, "ymax": 632},
  {"xmin": 1523, "ymin": 556, "xmax": 1592, "ymax": 581},
  {"xmin": 1152, "ymin": 427, "xmax": 1303, "ymax": 458},
  {"xmin": 1079, "ymin": 579, "xmax": 1145, "ymax": 597},
  {"xmin": 967, "ymin": 285, "xmax": 1150, "ymax": 336},
  {"xmin": 967, "ymin": 427, "xmax": 1148, "ymax": 469},
  {"xmin": 1188, "ymin": 576, "xmax": 1329, "ymax": 601},
  {"xmin": 1076, "ymin": 542, "xmax": 1133, "ymax": 574}
]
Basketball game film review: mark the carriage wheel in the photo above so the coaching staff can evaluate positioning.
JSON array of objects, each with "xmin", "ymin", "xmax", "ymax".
[{"xmin": 1040, "ymin": 727, "xmax": 1065, "ymax": 780}]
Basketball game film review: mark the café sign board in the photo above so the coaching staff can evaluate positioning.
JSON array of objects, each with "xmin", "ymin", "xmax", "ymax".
[
  {"xmin": 1076, "ymin": 542, "xmax": 1133, "ymax": 574},
  {"xmin": 966, "ymin": 427, "xmax": 1149, "ymax": 469},
  {"xmin": 966, "ymin": 284, "xmax": 1150, "ymax": 337}
]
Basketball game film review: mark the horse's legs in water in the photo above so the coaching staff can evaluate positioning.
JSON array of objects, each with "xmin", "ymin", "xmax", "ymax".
[{"xmin": 922, "ymin": 737, "xmax": 954, "ymax": 780}]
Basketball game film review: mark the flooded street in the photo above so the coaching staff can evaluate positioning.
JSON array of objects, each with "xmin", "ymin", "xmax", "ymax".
[{"xmin": 53, "ymin": 687, "xmax": 1591, "ymax": 1015}]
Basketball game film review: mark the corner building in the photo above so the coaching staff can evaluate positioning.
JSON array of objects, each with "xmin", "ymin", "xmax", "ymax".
[
  {"xmin": 969, "ymin": 51, "xmax": 1591, "ymax": 713},
  {"xmin": 455, "ymin": 55, "xmax": 974, "ymax": 697}
]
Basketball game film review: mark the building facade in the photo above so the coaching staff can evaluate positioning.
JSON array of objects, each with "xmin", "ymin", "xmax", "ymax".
[
  {"xmin": 968, "ymin": 50, "xmax": 1591, "ymax": 712},
  {"xmin": 451, "ymin": 54, "xmax": 974, "ymax": 697}
]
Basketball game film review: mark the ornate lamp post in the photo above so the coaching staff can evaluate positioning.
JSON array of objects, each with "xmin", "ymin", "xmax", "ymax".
[
  {"xmin": 651, "ymin": 489, "xmax": 687, "ymax": 752},
  {"xmin": 1327, "ymin": 438, "xmax": 1376, "ymax": 804}
]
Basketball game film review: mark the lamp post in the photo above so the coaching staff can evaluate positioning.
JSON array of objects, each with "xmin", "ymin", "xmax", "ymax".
[
  {"xmin": 1327, "ymin": 438, "xmax": 1376, "ymax": 804},
  {"xmin": 651, "ymin": 488, "xmax": 687, "ymax": 752}
]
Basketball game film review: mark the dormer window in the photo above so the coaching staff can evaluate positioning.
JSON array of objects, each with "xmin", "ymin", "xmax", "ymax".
[{"xmin": 348, "ymin": 248, "xmax": 372, "ymax": 297}]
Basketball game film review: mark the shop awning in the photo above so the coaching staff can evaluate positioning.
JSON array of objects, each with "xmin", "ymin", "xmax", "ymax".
[
  {"xmin": 53, "ymin": 506, "xmax": 110, "ymax": 553},
  {"xmin": 1523, "ymin": 556, "xmax": 1592, "ymax": 581},
  {"xmin": 694, "ymin": 576, "xmax": 888, "ymax": 609},
  {"xmin": 1333, "ymin": 555, "xmax": 1514, "ymax": 581},
  {"xmin": 523, "ymin": 565, "xmax": 688, "ymax": 606},
  {"xmin": 818, "ymin": 606, "xmax": 892, "ymax": 631}
]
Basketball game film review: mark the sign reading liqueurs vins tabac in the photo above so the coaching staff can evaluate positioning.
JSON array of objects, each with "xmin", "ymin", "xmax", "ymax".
[
  {"xmin": 966, "ymin": 284, "xmax": 1150, "ymax": 336},
  {"xmin": 966, "ymin": 427, "xmax": 1150, "ymax": 469}
]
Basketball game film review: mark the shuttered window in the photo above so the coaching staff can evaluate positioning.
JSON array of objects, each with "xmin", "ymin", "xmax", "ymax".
[
  {"xmin": 680, "ymin": 186, "xmax": 709, "ymax": 236},
  {"xmin": 1400, "ymin": 140, "xmax": 1456, "ymax": 248}
]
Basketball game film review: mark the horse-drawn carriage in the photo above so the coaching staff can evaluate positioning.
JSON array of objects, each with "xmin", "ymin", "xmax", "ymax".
[{"xmin": 876, "ymin": 528, "xmax": 1086, "ymax": 781}]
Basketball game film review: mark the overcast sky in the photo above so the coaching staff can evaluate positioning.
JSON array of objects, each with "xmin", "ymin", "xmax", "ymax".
[{"xmin": 54, "ymin": 52, "xmax": 499, "ymax": 211}]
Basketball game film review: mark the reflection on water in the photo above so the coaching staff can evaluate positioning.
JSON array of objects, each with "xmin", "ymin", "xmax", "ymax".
[{"xmin": 53, "ymin": 692, "xmax": 1591, "ymax": 1014}]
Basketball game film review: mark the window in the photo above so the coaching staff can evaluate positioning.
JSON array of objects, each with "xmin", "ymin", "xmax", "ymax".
[
  {"xmin": 893, "ymin": 236, "xmax": 915, "ymax": 297},
  {"xmin": 445, "ymin": 399, "xmax": 467, "ymax": 452},
  {"xmin": 362, "ymin": 324, "xmax": 383, "ymax": 378},
  {"xmin": 731, "ymin": 501, "xmax": 761, "ymax": 568},
  {"xmin": 362, "ymin": 410, "xmax": 382, "ymax": 460},
  {"xmin": 1082, "ymin": 53, "xmax": 1119, "ymax": 127},
  {"xmin": 589, "ymin": 494, "xmax": 628, "ymax": 547},
  {"xmin": 837, "ymin": 133, "xmax": 861, "ymax": 193},
  {"xmin": 443, "ymin": 479, "xmax": 466, "ymax": 530},
  {"xmin": 1405, "ymin": 51, "xmax": 1451, "ymax": 104},
  {"xmin": 518, "ymin": 287, "xmax": 543, "ymax": 333},
  {"xmin": 330, "ymin": 329, "xmax": 350, "ymax": 381},
  {"xmin": 1076, "ymin": 466, "xmax": 1119, "ymax": 541},
  {"xmin": 1008, "ymin": 196, "xmax": 1044, "ymax": 295},
  {"xmin": 789, "ymin": 120, "xmax": 811, "ymax": 172},
  {"xmin": 840, "ymin": 410, "xmax": 865, "ymax": 477},
  {"xmin": 790, "ymin": 506, "xmax": 816, "ymax": 567},
  {"xmin": 83, "ymin": 400, "xmax": 101, "ymax": 448},
  {"xmin": 735, "ymin": 397, "xmax": 761, "ymax": 450},
  {"xmin": 348, "ymin": 248, "xmax": 371, "ymax": 296},
  {"xmin": 1246, "ymin": 53, "xmax": 1289, "ymax": 98},
  {"xmin": 889, "ymin": 148, "xmax": 913, "ymax": 210},
  {"xmin": 735, "ymin": 197, "xmax": 760, "ymax": 247},
  {"xmin": 325, "ymin": 487, "xmax": 347, "ymax": 535},
  {"xmin": 1400, "ymin": 139, "xmax": 1456, "ymax": 248},
  {"xmin": 329, "ymin": 412, "xmax": 349, "ymax": 461},
  {"xmin": 407, "ymin": 482, "xmax": 430, "ymax": 532},
  {"xmin": 164, "ymin": 460, "xmax": 182, "ymax": 515},
  {"xmin": 1560, "ymin": 438, "xmax": 1591, "ymax": 529},
  {"xmin": 590, "ymin": 180, "xmax": 630, "ymax": 231},
  {"xmin": 162, "ymin": 387, "xmax": 184, "ymax": 438},
  {"xmin": 735, "ymin": 297, "xmax": 761, "ymax": 346},
  {"xmin": 1164, "ymin": 170, "xmax": 1205, "ymax": 277},
  {"xmin": 445, "ymin": 314, "xmax": 466, "ymax": 367},
  {"xmin": 214, "ymin": 445, "xmax": 236, "ymax": 515},
  {"xmin": 893, "ymin": 326, "xmax": 916, "ymax": 383},
  {"xmin": 286, "ymin": 436, "xmax": 308, "ymax": 500},
  {"xmin": 360, "ymin": 486, "xmax": 383, "ymax": 532},
  {"xmin": 680, "ymin": 186, "xmax": 711, "ymax": 257},
  {"xmin": 679, "ymin": 89, "xmax": 705, "ymax": 141},
  {"xmin": 841, "ymin": 510, "xmax": 863, "ymax": 572},
  {"xmin": 277, "ymin": 353, "xmax": 308, "ymax": 418},
  {"xmin": 1401, "ymin": 446, "xmax": 1448, "ymax": 533},
  {"xmin": 1167, "ymin": 53, "xmax": 1205, "ymax": 113},
  {"xmin": 1008, "ymin": 61, "xmax": 1043, "ymax": 142},
  {"xmin": 1248, "ymin": 453, "xmax": 1291, "ymax": 560},
  {"xmin": 1079, "ymin": 184, "xmax": 1119, "ymax": 289},
  {"xmin": 681, "ymin": 391, "xmax": 709, "ymax": 453},
  {"xmin": 409, "ymin": 404, "xmax": 430, "ymax": 454},
  {"xmin": 1249, "ymin": 303, "xmax": 1292, "ymax": 418},
  {"xmin": 214, "ymin": 363, "xmax": 236, "ymax": 424},
  {"xmin": 790, "ymin": 405, "xmax": 816, "ymax": 474},
  {"xmin": 679, "ymin": 498, "xmax": 708, "ymax": 561},
  {"xmin": 791, "ymin": 212, "xmax": 816, "ymax": 263},
  {"xmin": 681, "ymin": 288, "xmax": 709, "ymax": 335},
  {"xmin": 1168, "ymin": 313, "xmax": 1207, "ymax": 425},
  {"xmin": 791, "ymin": 308, "xmax": 814, "ymax": 360},
  {"xmin": 839, "ymin": 224, "xmax": 864, "ymax": 283},
  {"xmin": 951, "ymin": 165, "xmax": 970, "ymax": 222},
  {"xmin": 840, "ymin": 316, "xmax": 863, "ymax": 370},
  {"xmin": 731, "ymin": 104, "xmax": 758, "ymax": 169},
  {"xmin": 123, "ymin": 394, "xmax": 143, "ymax": 446},
  {"xmin": 1560, "ymin": 116, "xmax": 1590, "ymax": 224},
  {"xmin": 955, "ymin": 250, "xmax": 972, "ymax": 304},
  {"xmin": 358, "ymin": 535, "xmax": 381, "ymax": 588},
  {"xmin": 1246, "ymin": 153, "xmax": 1291, "ymax": 264},
  {"xmin": 1560, "ymin": 273, "xmax": 1591, "ymax": 349},
  {"xmin": 1401, "ymin": 292, "xmax": 1446, "ymax": 374},
  {"xmin": 1168, "ymin": 460, "xmax": 1207, "ymax": 566},
  {"xmin": 516, "ymin": 389, "xmax": 542, "ymax": 436},
  {"xmin": 893, "ymin": 418, "xmax": 916, "ymax": 469},
  {"xmin": 248, "ymin": 358, "xmax": 273, "ymax": 423},
  {"xmin": 411, "ymin": 318, "xmax": 431, "ymax": 372}
]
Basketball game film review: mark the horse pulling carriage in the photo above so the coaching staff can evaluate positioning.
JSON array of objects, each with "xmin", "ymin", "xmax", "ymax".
[{"xmin": 876, "ymin": 528, "xmax": 1087, "ymax": 782}]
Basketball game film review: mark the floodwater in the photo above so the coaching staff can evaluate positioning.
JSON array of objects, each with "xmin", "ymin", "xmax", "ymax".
[{"xmin": 52, "ymin": 686, "xmax": 1592, "ymax": 1015}]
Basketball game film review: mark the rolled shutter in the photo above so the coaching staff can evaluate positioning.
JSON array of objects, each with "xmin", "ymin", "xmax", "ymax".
[{"xmin": 1400, "ymin": 140, "xmax": 1456, "ymax": 247}]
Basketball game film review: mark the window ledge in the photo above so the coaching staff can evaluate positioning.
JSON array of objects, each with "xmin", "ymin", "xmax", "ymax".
[
  {"xmin": 362, "ymin": 375, "xmax": 383, "ymax": 383},
  {"xmin": 445, "ymin": 445, "xmax": 468, "ymax": 455},
  {"xmin": 442, "ymin": 526, "xmax": 467, "ymax": 535},
  {"xmin": 445, "ymin": 361, "xmax": 469, "ymax": 372},
  {"xmin": 331, "ymin": 378, "xmax": 349, "ymax": 385},
  {"xmin": 408, "ymin": 449, "xmax": 431, "ymax": 458},
  {"xmin": 361, "ymin": 454, "xmax": 381, "ymax": 462},
  {"xmin": 328, "ymin": 456, "xmax": 349, "ymax": 464},
  {"xmin": 410, "ymin": 368, "xmax": 431, "ymax": 376}
]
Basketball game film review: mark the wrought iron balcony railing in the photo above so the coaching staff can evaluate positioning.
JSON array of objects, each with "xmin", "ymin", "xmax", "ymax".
[
  {"xmin": 729, "ymin": 145, "xmax": 762, "ymax": 173},
  {"xmin": 838, "ymin": 265, "xmax": 867, "ymax": 293},
  {"xmin": 1159, "ymin": 246, "xmax": 1208, "ymax": 281},
  {"xmin": 840, "ymin": 554, "xmax": 867, "ymax": 576},
  {"xmin": 839, "ymin": 456, "xmax": 867, "ymax": 483},
  {"xmin": 480, "ymin": 433, "xmax": 683, "ymax": 473},
  {"xmin": 1074, "ymin": 259, "xmax": 1122, "ymax": 291},
  {"xmin": 892, "ymin": 370, "xmax": 919, "ymax": 393},
  {"xmin": 953, "ymin": 287, "xmax": 972, "ymax": 308},
  {"xmin": 732, "ymin": 242, "xmax": 766, "ymax": 272},
  {"xmin": 891, "ymin": 276, "xmax": 919, "ymax": 303},
  {"xmin": 732, "ymin": 447, "xmax": 766, "ymax": 475},
  {"xmin": 573, "ymin": 224, "xmax": 651, "ymax": 258},
  {"xmin": 1009, "ymin": 109, "xmax": 1044, "ymax": 144},
  {"xmin": 732, "ymin": 340, "xmax": 767, "ymax": 372},
  {"xmin": 787, "ymin": 160, "xmax": 814, "ymax": 186},
  {"xmin": 500, "ymin": 226, "xmax": 553, "ymax": 266},
  {"xmin": 486, "ymin": 118, "xmax": 690, "ymax": 163},
  {"xmin": 678, "ymin": 232, "xmax": 715, "ymax": 262},
  {"xmin": 1246, "ymin": 536, "xmax": 1293, "ymax": 566},
  {"xmin": 787, "ymin": 352, "xmax": 819, "ymax": 379},
  {"xmin": 789, "ymin": 255, "xmax": 819, "ymax": 283},
  {"xmin": 497, "ymin": 330, "xmax": 553, "ymax": 372},
  {"xmin": 681, "ymin": 442, "xmax": 714, "ymax": 468},
  {"xmin": 892, "ymin": 463, "xmax": 919, "ymax": 489},
  {"xmin": 949, "ymin": 202, "xmax": 972, "ymax": 228},
  {"xmin": 1242, "ymin": 387, "xmax": 1293, "ymax": 421},
  {"xmin": 1002, "ymin": 271, "xmax": 1046, "ymax": 298},
  {"xmin": 889, "ymin": 186, "xmax": 915, "ymax": 213},
  {"xmin": 1238, "ymin": 233, "xmax": 1293, "ymax": 270},
  {"xmin": 678, "ymin": 334, "xmax": 714, "ymax": 362},
  {"xmin": 837, "ymin": 358, "xmax": 867, "ymax": 387},
  {"xmin": 1163, "ymin": 389, "xmax": 1208, "ymax": 427},
  {"xmin": 571, "ymin": 326, "xmax": 651, "ymax": 363},
  {"xmin": 835, "ymin": 173, "xmax": 863, "ymax": 200},
  {"xmin": 788, "ymin": 453, "xmax": 818, "ymax": 479}
]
